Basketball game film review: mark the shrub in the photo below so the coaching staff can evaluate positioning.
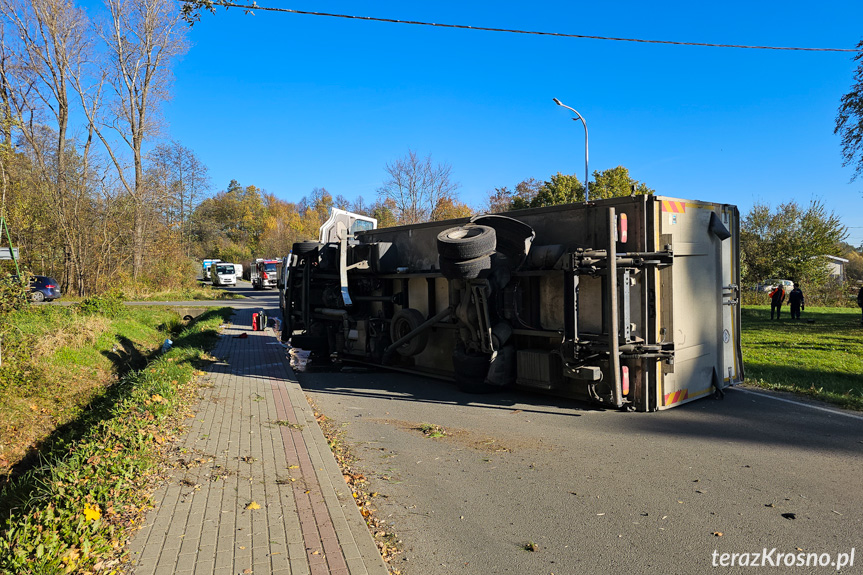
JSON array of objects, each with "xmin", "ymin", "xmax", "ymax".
[
  {"xmin": 78, "ymin": 293, "xmax": 126, "ymax": 318},
  {"xmin": 0, "ymin": 274, "xmax": 29, "ymax": 317},
  {"xmin": 740, "ymin": 278, "xmax": 857, "ymax": 308}
]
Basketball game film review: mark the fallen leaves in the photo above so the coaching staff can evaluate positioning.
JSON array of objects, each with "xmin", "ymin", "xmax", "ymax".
[
  {"xmin": 416, "ymin": 423, "xmax": 447, "ymax": 438},
  {"xmin": 245, "ymin": 501, "xmax": 261, "ymax": 510},
  {"xmin": 343, "ymin": 472, "xmax": 366, "ymax": 486},
  {"xmin": 83, "ymin": 505, "xmax": 102, "ymax": 522},
  {"xmin": 306, "ymin": 397, "xmax": 403, "ymax": 565}
]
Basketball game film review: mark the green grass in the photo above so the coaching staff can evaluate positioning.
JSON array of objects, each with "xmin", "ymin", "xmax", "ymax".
[
  {"xmin": 52, "ymin": 288, "xmax": 244, "ymax": 303},
  {"xmin": 416, "ymin": 423, "xmax": 447, "ymax": 438},
  {"xmin": 0, "ymin": 303, "xmax": 183, "ymax": 467},
  {"xmin": 741, "ymin": 306, "xmax": 863, "ymax": 410},
  {"xmin": 133, "ymin": 285, "xmax": 246, "ymax": 301},
  {"xmin": 0, "ymin": 306, "xmax": 233, "ymax": 574}
]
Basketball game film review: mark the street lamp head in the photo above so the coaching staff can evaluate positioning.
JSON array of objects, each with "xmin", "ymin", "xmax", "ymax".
[{"xmin": 550, "ymin": 96, "xmax": 589, "ymax": 202}]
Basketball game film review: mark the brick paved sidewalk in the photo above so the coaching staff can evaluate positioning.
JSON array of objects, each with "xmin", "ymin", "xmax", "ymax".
[{"xmin": 127, "ymin": 309, "xmax": 388, "ymax": 575}]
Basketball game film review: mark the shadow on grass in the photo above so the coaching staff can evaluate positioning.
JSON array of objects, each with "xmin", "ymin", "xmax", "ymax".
[
  {"xmin": 0, "ymin": 308, "xmax": 233, "ymax": 514},
  {"xmin": 101, "ymin": 335, "xmax": 152, "ymax": 374},
  {"xmin": 745, "ymin": 362, "xmax": 863, "ymax": 397}
]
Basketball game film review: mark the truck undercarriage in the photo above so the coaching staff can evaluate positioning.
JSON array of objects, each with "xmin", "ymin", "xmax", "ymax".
[{"xmin": 280, "ymin": 197, "xmax": 742, "ymax": 411}]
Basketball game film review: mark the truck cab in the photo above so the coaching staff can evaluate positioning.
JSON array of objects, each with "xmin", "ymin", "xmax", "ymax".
[
  {"xmin": 211, "ymin": 262, "xmax": 237, "ymax": 286},
  {"xmin": 251, "ymin": 259, "xmax": 280, "ymax": 289}
]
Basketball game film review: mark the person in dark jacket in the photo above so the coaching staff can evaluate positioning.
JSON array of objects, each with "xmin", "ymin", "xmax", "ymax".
[
  {"xmin": 769, "ymin": 284, "xmax": 786, "ymax": 320},
  {"xmin": 788, "ymin": 283, "xmax": 804, "ymax": 319}
]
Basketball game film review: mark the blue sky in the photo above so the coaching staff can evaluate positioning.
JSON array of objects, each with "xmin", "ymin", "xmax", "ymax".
[{"xmin": 158, "ymin": 1, "xmax": 862, "ymax": 245}]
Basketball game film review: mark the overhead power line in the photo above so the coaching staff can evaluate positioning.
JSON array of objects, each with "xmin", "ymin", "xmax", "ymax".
[{"xmin": 199, "ymin": 2, "xmax": 862, "ymax": 52}]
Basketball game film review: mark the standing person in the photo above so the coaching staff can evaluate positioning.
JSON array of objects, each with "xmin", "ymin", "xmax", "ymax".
[
  {"xmin": 769, "ymin": 283, "xmax": 786, "ymax": 320},
  {"xmin": 788, "ymin": 283, "xmax": 805, "ymax": 320},
  {"xmin": 858, "ymin": 285, "xmax": 863, "ymax": 325}
]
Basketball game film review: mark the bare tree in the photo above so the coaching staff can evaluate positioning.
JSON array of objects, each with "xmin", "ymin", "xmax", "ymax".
[
  {"xmin": 82, "ymin": 0, "xmax": 188, "ymax": 279},
  {"xmin": 147, "ymin": 140, "xmax": 210, "ymax": 256},
  {"xmin": 377, "ymin": 150, "xmax": 459, "ymax": 225},
  {"xmin": 0, "ymin": 0, "xmax": 96, "ymax": 294}
]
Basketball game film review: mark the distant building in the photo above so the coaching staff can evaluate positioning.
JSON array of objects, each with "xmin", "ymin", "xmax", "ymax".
[{"xmin": 822, "ymin": 255, "xmax": 849, "ymax": 282}]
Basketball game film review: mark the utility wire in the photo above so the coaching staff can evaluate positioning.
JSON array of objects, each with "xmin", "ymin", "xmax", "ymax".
[{"xmin": 201, "ymin": 2, "xmax": 862, "ymax": 52}]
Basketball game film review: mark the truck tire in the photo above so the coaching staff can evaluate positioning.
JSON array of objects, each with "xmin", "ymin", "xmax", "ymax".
[
  {"xmin": 439, "ymin": 254, "xmax": 492, "ymax": 280},
  {"xmin": 437, "ymin": 225, "xmax": 496, "ymax": 261},
  {"xmin": 292, "ymin": 241, "xmax": 320, "ymax": 255},
  {"xmin": 470, "ymin": 215, "xmax": 535, "ymax": 270},
  {"xmin": 452, "ymin": 347, "xmax": 498, "ymax": 394},
  {"xmin": 390, "ymin": 308, "xmax": 429, "ymax": 357}
]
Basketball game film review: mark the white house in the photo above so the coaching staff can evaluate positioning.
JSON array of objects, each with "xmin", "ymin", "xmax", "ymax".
[{"xmin": 822, "ymin": 255, "xmax": 849, "ymax": 281}]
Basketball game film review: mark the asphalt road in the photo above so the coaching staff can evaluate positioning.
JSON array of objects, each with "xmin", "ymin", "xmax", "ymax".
[
  {"xmin": 295, "ymin": 367, "xmax": 863, "ymax": 575},
  {"xmin": 123, "ymin": 279, "xmax": 282, "ymax": 311},
  {"xmin": 131, "ymin": 281, "xmax": 863, "ymax": 574},
  {"xmin": 33, "ymin": 279, "xmax": 281, "ymax": 310}
]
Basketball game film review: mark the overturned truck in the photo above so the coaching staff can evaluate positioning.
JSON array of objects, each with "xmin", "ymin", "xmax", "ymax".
[{"xmin": 280, "ymin": 196, "xmax": 742, "ymax": 411}]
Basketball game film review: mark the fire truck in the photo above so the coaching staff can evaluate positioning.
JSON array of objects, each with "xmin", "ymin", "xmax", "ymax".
[
  {"xmin": 251, "ymin": 258, "xmax": 280, "ymax": 289},
  {"xmin": 279, "ymin": 198, "xmax": 742, "ymax": 411}
]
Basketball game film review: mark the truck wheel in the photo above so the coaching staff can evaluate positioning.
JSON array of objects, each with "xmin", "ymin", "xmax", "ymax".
[
  {"xmin": 439, "ymin": 254, "xmax": 492, "ymax": 280},
  {"xmin": 280, "ymin": 316, "xmax": 293, "ymax": 342},
  {"xmin": 390, "ymin": 308, "xmax": 429, "ymax": 357},
  {"xmin": 452, "ymin": 347, "xmax": 498, "ymax": 394},
  {"xmin": 292, "ymin": 241, "xmax": 320, "ymax": 255},
  {"xmin": 437, "ymin": 225, "xmax": 496, "ymax": 260}
]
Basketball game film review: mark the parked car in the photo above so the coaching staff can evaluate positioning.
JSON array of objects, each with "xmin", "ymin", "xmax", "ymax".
[
  {"xmin": 757, "ymin": 278, "xmax": 794, "ymax": 293},
  {"xmin": 29, "ymin": 275, "xmax": 62, "ymax": 302}
]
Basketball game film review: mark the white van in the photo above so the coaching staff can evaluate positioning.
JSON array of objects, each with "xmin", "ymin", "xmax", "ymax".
[
  {"xmin": 211, "ymin": 262, "xmax": 237, "ymax": 286},
  {"xmin": 232, "ymin": 263, "xmax": 243, "ymax": 279}
]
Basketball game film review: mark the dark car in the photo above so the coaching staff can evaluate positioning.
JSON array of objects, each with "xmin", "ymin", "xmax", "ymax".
[{"xmin": 29, "ymin": 275, "xmax": 62, "ymax": 302}]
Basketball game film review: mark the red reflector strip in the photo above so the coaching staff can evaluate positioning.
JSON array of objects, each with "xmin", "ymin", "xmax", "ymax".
[
  {"xmin": 621, "ymin": 366, "xmax": 630, "ymax": 396},
  {"xmin": 619, "ymin": 213, "xmax": 628, "ymax": 243},
  {"xmin": 661, "ymin": 200, "xmax": 686, "ymax": 213},
  {"xmin": 664, "ymin": 389, "xmax": 690, "ymax": 406}
]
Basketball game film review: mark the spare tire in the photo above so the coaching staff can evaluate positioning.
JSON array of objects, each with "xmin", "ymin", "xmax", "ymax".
[
  {"xmin": 292, "ymin": 241, "xmax": 320, "ymax": 255},
  {"xmin": 390, "ymin": 308, "xmax": 429, "ymax": 357},
  {"xmin": 439, "ymin": 254, "xmax": 492, "ymax": 280},
  {"xmin": 437, "ymin": 225, "xmax": 496, "ymax": 260}
]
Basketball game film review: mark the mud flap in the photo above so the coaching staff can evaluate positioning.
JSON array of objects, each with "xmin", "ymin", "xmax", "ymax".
[{"xmin": 712, "ymin": 367, "xmax": 725, "ymax": 399}]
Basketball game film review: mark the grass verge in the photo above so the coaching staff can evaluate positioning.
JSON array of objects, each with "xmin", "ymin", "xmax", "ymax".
[
  {"xmin": 0, "ymin": 305, "xmax": 233, "ymax": 574},
  {"xmin": 128, "ymin": 285, "xmax": 245, "ymax": 301},
  {"xmin": 741, "ymin": 306, "xmax": 863, "ymax": 410}
]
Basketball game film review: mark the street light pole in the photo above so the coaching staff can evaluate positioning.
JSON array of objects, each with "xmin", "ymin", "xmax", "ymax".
[{"xmin": 552, "ymin": 98, "xmax": 589, "ymax": 202}]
